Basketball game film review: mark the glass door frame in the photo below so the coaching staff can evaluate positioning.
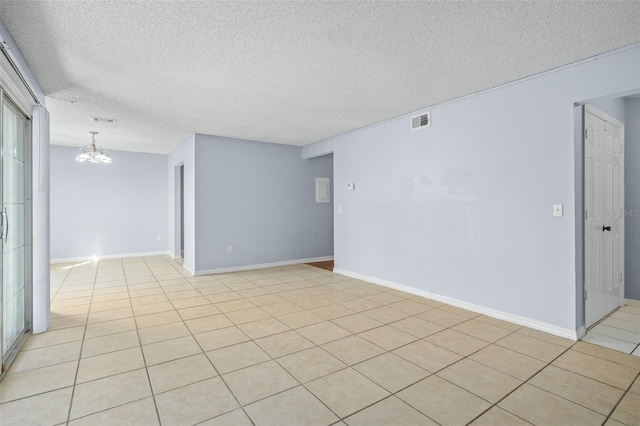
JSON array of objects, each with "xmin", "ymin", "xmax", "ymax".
[{"xmin": 0, "ymin": 87, "xmax": 33, "ymax": 374}]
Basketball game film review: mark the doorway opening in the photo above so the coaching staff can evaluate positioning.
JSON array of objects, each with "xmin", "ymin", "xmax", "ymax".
[
  {"xmin": 174, "ymin": 163, "xmax": 184, "ymax": 261},
  {"xmin": 583, "ymin": 104, "xmax": 625, "ymax": 328},
  {"xmin": 180, "ymin": 165, "xmax": 184, "ymax": 259},
  {"xmin": 306, "ymin": 260, "xmax": 334, "ymax": 272},
  {"xmin": 578, "ymin": 95, "xmax": 640, "ymax": 356},
  {"xmin": 305, "ymin": 152, "xmax": 334, "ymax": 271}
]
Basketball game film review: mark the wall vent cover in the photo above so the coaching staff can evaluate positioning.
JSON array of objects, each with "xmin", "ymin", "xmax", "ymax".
[
  {"xmin": 411, "ymin": 111, "xmax": 431, "ymax": 130},
  {"xmin": 89, "ymin": 116, "xmax": 117, "ymax": 125}
]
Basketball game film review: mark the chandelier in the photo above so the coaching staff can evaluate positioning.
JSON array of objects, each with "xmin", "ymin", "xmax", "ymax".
[{"xmin": 75, "ymin": 131, "xmax": 112, "ymax": 163}]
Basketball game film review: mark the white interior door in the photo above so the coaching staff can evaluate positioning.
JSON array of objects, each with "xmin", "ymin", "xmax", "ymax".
[{"xmin": 584, "ymin": 104, "xmax": 625, "ymax": 328}]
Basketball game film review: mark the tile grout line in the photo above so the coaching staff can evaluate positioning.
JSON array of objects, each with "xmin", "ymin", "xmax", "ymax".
[
  {"xmin": 11, "ymin": 256, "xmax": 640, "ymax": 425},
  {"xmin": 548, "ymin": 346, "xmax": 640, "ymax": 390},
  {"xmin": 132, "ymin": 258, "xmax": 164, "ymax": 426},
  {"xmin": 204, "ymin": 296, "xmax": 497, "ymax": 423},
  {"xmin": 602, "ymin": 370, "xmax": 640, "ymax": 425},
  {"xmin": 583, "ymin": 330, "xmax": 640, "ymax": 354},
  {"xmin": 0, "ymin": 267, "xmax": 88, "ymax": 413},
  {"xmin": 221, "ymin": 266, "xmax": 353, "ymax": 423},
  {"xmin": 345, "ymin": 311, "xmax": 608, "ymax": 424},
  {"xmin": 204, "ymin": 265, "xmax": 354, "ymax": 423},
  {"xmin": 80, "ymin": 272, "xmax": 538, "ymax": 424},
  {"xmin": 583, "ymin": 305, "xmax": 640, "ymax": 355},
  {"xmin": 64, "ymin": 258, "xmax": 99, "ymax": 425},
  {"xmin": 388, "ymin": 324, "xmax": 532, "ymax": 425},
  {"xmin": 48, "ymin": 264, "xmax": 71, "ymax": 304},
  {"xmin": 143, "ymin": 256, "xmax": 258, "ymax": 426},
  {"xmin": 179, "ymin": 262, "xmax": 357, "ymax": 424},
  {"xmin": 462, "ymin": 341, "xmax": 576, "ymax": 426},
  {"xmin": 270, "ymin": 348, "xmax": 354, "ymax": 423},
  {"xmin": 470, "ymin": 334, "xmax": 640, "ymax": 424},
  {"xmin": 63, "ymin": 261, "xmax": 155, "ymax": 424},
  {"xmin": 96, "ymin": 266, "xmax": 640, "ymax": 422},
  {"xmin": 284, "ymin": 306, "xmax": 508, "ymax": 423}
]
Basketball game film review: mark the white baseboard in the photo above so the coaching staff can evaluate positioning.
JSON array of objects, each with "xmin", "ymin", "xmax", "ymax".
[
  {"xmin": 50, "ymin": 251, "xmax": 171, "ymax": 264},
  {"xmin": 194, "ymin": 256, "xmax": 334, "ymax": 276},
  {"xmin": 625, "ymin": 298, "xmax": 640, "ymax": 307},
  {"xmin": 334, "ymin": 268, "xmax": 579, "ymax": 341},
  {"xmin": 182, "ymin": 263, "xmax": 195, "ymax": 276}
]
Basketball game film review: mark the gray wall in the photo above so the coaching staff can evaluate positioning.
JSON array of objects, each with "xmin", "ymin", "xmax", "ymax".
[
  {"xmin": 626, "ymin": 97, "xmax": 640, "ymax": 300},
  {"xmin": 193, "ymin": 134, "xmax": 333, "ymax": 272},
  {"xmin": 592, "ymin": 97, "xmax": 626, "ymax": 123},
  {"xmin": 303, "ymin": 45, "xmax": 640, "ymax": 335},
  {"xmin": 50, "ymin": 145, "xmax": 168, "ymax": 260}
]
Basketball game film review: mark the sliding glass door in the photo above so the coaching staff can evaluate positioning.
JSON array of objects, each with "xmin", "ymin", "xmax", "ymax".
[{"xmin": 1, "ymin": 91, "xmax": 31, "ymax": 369}]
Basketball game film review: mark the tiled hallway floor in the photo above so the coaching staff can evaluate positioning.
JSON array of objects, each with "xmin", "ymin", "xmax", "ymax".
[
  {"xmin": 1, "ymin": 256, "xmax": 639, "ymax": 425},
  {"xmin": 583, "ymin": 305, "xmax": 640, "ymax": 356}
]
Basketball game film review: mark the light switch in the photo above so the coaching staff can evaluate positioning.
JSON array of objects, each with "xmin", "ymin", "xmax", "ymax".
[
  {"xmin": 337, "ymin": 205, "xmax": 342, "ymax": 214},
  {"xmin": 553, "ymin": 204, "xmax": 563, "ymax": 217}
]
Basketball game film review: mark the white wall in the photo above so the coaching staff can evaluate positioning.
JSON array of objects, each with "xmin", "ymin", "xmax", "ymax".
[
  {"xmin": 50, "ymin": 145, "xmax": 168, "ymax": 261},
  {"xmin": 32, "ymin": 107, "xmax": 50, "ymax": 333},
  {"xmin": 303, "ymin": 45, "xmax": 640, "ymax": 337}
]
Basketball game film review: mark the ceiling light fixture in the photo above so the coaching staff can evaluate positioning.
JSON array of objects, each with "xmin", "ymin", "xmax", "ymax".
[{"xmin": 75, "ymin": 131, "xmax": 112, "ymax": 163}]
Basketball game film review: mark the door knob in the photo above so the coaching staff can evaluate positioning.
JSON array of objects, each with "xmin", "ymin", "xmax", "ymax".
[{"xmin": 603, "ymin": 226, "xmax": 611, "ymax": 232}]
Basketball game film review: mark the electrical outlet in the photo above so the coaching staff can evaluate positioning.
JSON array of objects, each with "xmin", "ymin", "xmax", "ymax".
[
  {"xmin": 347, "ymin": 183, "xmax": 355, "ymax": 191},
  {"xmin": 227, "ymin": 245, "xmax": 233, "ymax": 253},
  {"xmin": 337, "ymin": 205, "xmax": 342, "ymax": 214}
]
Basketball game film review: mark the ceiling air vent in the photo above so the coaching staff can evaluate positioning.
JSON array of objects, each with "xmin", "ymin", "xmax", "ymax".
[
  {"xmin": 89, "ymin": 116, "xmax": 117, "ymax": 125},
  {"xmin": 411, "ymin": 111, "xmax": 431, "ymax": 130}
]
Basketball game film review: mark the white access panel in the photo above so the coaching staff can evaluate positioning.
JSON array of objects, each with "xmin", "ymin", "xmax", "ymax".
[{"xmin": 315, "ymin": 177, "xmax": 330, "ymax": 203}]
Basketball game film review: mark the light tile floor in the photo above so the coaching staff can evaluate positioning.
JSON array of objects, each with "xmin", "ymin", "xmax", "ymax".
[
  {"xmin": 0, "ymin": 255, "xmax": 638, "ymax": 425},
  {"xmin": 583, "ymin": 304, "xmax": 640, "ymax": 356}
]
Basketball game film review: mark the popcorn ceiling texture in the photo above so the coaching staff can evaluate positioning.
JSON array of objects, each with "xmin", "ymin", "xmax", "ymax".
[{"xmin": 1, "ymin": 1, "xmax": 639, "ymax": 153}]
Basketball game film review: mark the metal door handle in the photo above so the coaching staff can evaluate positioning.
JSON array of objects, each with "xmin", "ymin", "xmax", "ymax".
[
  {"xmin": 0, "ymin": 207, "xmax": 7, "ymax": 242},
  {"xmin": 603, "ymin": 226, "xmax": 611, "ymax": 232}
]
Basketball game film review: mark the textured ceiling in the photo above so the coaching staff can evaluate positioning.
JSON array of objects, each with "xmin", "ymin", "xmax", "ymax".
[{"xmin": 1, "ymin": 1, "xmax": 639, "ymax": 154}]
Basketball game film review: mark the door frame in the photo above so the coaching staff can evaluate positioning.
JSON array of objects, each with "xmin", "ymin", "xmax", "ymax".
[
  {"xmin": 0, "ymin": 88, "xmax": 33, "ymax": 375},
  {"xmin": 574, "ymin": 96, "xmax": 634, "ymax": 338},
  {"xmin": 582, "ymin": 104, "xmax": 625, "ymax": 329},
  {"xmin": 173, "ymin": 163, "xmax": 184, "ymax": 260}
]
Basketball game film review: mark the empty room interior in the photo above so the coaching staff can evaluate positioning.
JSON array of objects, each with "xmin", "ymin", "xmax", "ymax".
[{"xmin": 1, "ymin": 1, "xmax": 640, "ymax": 425}]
